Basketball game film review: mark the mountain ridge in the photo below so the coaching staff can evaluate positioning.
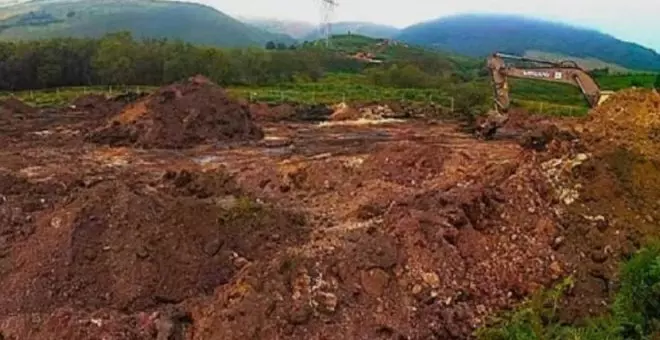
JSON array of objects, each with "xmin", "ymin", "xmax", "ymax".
[
  {"xmin": 396, "ymin": 14, "xmax": 660, "ymax": 71},
  {"xmin": 241, "ymin": 17, "xmax": 400, "ymax": 41},
  {"xmin": 0, "ymin": 0, "xmax": 293, "ymax": 47}
]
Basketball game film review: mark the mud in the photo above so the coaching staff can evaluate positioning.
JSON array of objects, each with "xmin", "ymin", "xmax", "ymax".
[
  {"xmin": 1, "ymin": 86, "xmax": 660, "ymax": 339},
  {"xmin": 0, "ymin": 97, "xmax": 36, "ymax": 120},
  {"xmin": 88, "ymin": 76, "xmax": 263, "ymax": 148}
]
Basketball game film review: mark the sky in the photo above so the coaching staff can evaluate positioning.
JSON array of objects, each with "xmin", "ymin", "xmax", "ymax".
[{"xmin": 200, "ymin": 0, "xmax": 660, "ymax": 51}]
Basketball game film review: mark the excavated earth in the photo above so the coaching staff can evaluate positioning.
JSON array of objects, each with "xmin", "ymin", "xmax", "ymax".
[{"xmin": 1, "ymin": 87, "xmax": 660, "ymax": 339}]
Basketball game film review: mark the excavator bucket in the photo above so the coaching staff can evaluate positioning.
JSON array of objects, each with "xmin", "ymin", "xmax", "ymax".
[
  {"xmin": 475, "ymin": 109, "xmax": 509, "ymax": 140},
  {"xmin": 598, "ymin": 91, "xmax": 615, "ymax": 106}
]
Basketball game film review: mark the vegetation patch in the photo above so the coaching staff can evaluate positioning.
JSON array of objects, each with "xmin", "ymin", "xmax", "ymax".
[{"xmin": 476, "ymin": 243, "xmax": 660, "ymax": 340}]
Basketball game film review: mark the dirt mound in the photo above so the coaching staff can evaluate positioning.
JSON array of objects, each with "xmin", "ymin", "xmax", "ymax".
[
  {"xmin": 585, "ymin": 89, "xmax": 660, "ymax": 157},
  {"xmin": 329, "ymin": 102, "xmax": 361, "ymax": 121},
  {"xmin": 330, "ymin": 102, "xmax": 403, "ymax": 121},
  {"xmin": 186, "ymin": 141, "xmax": 566, "ymax": 339},
  {"xmin": 366, "ymin": 141, "xmax": 448, "ymax": 185},
  {"xmin": 87, "ymin": 76, "xmax": 263, "ymax": 148},
  {"xmin": 72, "ymin": 94, "xmax": 108, "ymax": 109},
  {"xmin": 0, "ymin": 166, "xmax": 308, "ymax": 339},
  {"xmin": 0, "ymin": 97, "xmax": 36, "ymax": 117},
  {"xmin": 250, "ymin": 102, "xmax": 297, "ymax": 122}
]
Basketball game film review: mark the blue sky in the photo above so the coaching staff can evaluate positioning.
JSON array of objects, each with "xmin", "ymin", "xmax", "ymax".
[{"xmin": 203, "ymin": 0, "xmax": 660, "ymax": 51}]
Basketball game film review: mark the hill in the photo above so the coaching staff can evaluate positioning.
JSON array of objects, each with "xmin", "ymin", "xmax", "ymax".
[
  {"xmin": 242, "ymin": 18, "xmax": 400, "ymax": 41},
  {"xmin": 306, "ymin": 34, "xmax": 478, "ymax": 70},
  {"xmin": 523, "ymin": 50, "xmax": 633, "ymax": 73},
  {"xmin": 238, "ymin": 17, "xmax": 315, "ymax": 40},
  {"xmin": 0, "ymin": 0, "xmax": 293, "ymax": 47},
  {"xmin": 397, "ymin": 14, "xmax": 660, "ymax": 71},
  {"xmin": 302, "ymin": 22, "xmax": 400, "ymax": 40}
]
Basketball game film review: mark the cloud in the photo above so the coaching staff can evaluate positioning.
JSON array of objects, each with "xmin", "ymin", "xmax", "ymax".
[{"xmin": 203, "ymin": 0, "xmax": 659, "ymax": 50}]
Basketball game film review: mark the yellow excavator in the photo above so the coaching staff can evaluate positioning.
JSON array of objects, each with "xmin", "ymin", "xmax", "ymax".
[{"xmin": 477, "ymin": 52, "xmax": 614, "ymax": 138}]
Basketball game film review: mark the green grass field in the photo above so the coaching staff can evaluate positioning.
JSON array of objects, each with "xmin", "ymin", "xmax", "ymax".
[{"xmin": 4, "ymin": 70, "xmax": 652, "ymax": 118}]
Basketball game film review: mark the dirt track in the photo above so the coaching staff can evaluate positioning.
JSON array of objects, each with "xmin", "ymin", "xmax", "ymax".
[{"xmin": 1, "ymin": 87, "xmax": 659, "ymax": 339}]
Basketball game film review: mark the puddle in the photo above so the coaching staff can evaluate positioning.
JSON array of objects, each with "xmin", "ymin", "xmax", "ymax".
[{"xmin": 318, "ymin": 118, "xmax": 405, "ymax": 127}]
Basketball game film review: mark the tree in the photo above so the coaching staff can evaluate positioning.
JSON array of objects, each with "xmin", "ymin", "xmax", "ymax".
[
  {"xmin": 630, "ymin": 79, "xmax": 644, "ymax": 88},
  {"xmin": 92, "ymin": 31, "xmax": 137, "ymax": 85},
  {"xmin": 265, "ymin": 41, "xmax": 276, "ymax": 50},
  {"xmin": 276, "ymin": 42, "xmax": 287, "ymax": 50},
  {"xmin": 654, "ymin": 74, "xmax": 660, "ymax": 89}
]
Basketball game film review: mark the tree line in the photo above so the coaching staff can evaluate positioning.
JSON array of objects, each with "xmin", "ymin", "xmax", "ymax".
[
  {"xmin": 0, "ymin": 32, "xmax": 374, "ymax": 91},
  {"xmin": 0, "ymin": 32, "xmax": 478, "ymax": 92}
]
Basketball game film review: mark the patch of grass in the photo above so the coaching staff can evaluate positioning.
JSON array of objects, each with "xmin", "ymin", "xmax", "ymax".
[
  {"xmin": 475, "ymin": 277, "xmax": 576, "ymax": 340},
  {"xmin": 512, "ymin": 99, "xmax": 589, "ymax": 117},
  {"xmin": 0, "ymin": 85, "xmax": 155, "ymax": 107},
  {"xmin": 613, "ymin": 243, "xmax": 660, "ymax": 339},
  {"xmin": 476, "ymin": 243, "xmax": 660, "ymax": 340}
]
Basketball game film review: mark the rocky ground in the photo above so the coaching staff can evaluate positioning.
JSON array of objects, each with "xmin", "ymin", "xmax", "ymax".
[{"xmin": 0, "ymin": 81, "xmax": 659, "ymax": 339}]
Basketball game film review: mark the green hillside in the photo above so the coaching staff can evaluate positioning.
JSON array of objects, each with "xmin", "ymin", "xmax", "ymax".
[
  {"xmin": 302, "ymin": 22, "xmax": 400, "ymax": 40},
  {"xmin": 0, "ymin": 0, "xmax": 293, "ymax": 47},
  {"xmin": 397, "ymin": 14, "xmax": 660, "ymax": 71},
  {"xmin": 243, "ymin": 19, "xmax": 400, "ymax": 42}
]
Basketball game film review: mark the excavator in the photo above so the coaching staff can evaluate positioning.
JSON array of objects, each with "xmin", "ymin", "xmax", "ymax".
[{"xmin": 477, "ymin": 52, "xmax": 614, "ymax": 138}]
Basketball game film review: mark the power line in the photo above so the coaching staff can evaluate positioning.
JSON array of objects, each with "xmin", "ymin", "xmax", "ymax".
[{"xmin": 319, "ymin": 0, "xmax": 338, "ymax": 47}]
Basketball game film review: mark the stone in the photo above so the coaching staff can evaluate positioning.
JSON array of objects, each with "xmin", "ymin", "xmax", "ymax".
[
  {"xmin": 314, "ymin": 292, "xmax": 338, "ymax": 314},
  {"xmin": 234, "ymin": 257, "xmax": 249, "ymax": 269},
  {"xmin": 591, "ymin": 250, "xmax": 608, "ymax": 263},
  {"xmin": 412, "ymin": 284, "xmax": 423, "ymax": 295},
  {"xmin": 422, "ymin": 272, "xmax": 440, "ymax": 288},
  {"xmin": 50, "ymin": 217, "xmax": 62, "ymax": 229},
  {"xmin": 549, "ymin": 261, "xmax": 562, "ymax": 277},
  {"xmin": 83, "ymin": 248, "xmax": 97, "ymax": 261},
  {"xmin": 136, "ymin": 246, "xmax": 149, "ymax": 259},
  {"xmin": 442, "ymin": 227, "xmax": 459, "ymax": 245},
  {"xmin": 203, "ymin": 239, "xmax": 222, "ymax": 256},
  {"xmin": 287, "ymin": 304, "xmax": 312, "ymax": 325},
  {"xmin": 552, "ymin": 236, "xmax": 564, "ymax": 250},
  {"xmin": 360, "ymin": 268, "xmax": 390, "ymax": 297}
]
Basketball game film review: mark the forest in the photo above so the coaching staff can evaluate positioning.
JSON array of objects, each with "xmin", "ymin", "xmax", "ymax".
[
  {"xmin": 1, "ymin": 32, "xmax": 658, "ymax": 118},
  {"xmin": 0, "ymin": 31, "xmax": 465, "ymax": 91}
]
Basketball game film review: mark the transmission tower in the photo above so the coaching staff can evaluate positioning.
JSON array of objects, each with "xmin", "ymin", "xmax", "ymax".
[{"xmin": 319, "ymin": 0, "xmax": 338, "ymax": 47}]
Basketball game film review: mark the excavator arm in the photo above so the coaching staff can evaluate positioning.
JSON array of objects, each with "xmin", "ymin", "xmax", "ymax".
[{"xmin": 488, "ymin": 52, "xmax": 607, "ymax": 112}]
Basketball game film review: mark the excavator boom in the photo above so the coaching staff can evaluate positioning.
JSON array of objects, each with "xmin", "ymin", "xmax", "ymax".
[
  {"xmin": 487, "ymin": 52, "xmax": 605, "ymax": 112},
  {"xmin": 477, "ymin": 52, "xmax": 612, "ymax": 139}
]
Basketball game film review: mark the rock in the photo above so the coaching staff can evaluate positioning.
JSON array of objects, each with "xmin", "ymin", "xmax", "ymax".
[
  {"xmin": 549, "ymin": 261, "xmax": 562, "ymax": 278},
  {"xmin": 215, "ymin": 195, "xmax": 238, "ymax": 210},
  {"xmin": 136, "ymin": 246, "xmax": 149, "ymax": 259},
  {"xmin": 155, "ymin": 317, "xmax": 174, "ymax": 340},
  {"xmin": 83, "ymin": 248, "xmax": 97, "ymax": 261},
  {"xmin": 314, "ymin": 291, "xmax": 338, "ymax": 314},
  {"xmin": 412, "ymin": 284, "xmax": 423, "ymax": 295},
  {"xmin": 287, "ymin": 303, "xmax": 312, "ymax": 324},
  {"xmin": 596, "ymin": 218, "xmax": 609, "ymax": 232},
  {"xmin": 552, "ymin": 236, "xmax": 564, "ymax": 250},
  {"xmin": 591, "ymin": 250, "xmax": 608, "ymax": 263},
  {"xmin": 360, "ymin": 268, "xmax": 390, "ymax": 297},
  {"xmin": 50, "ymin": 217, "xmax": 62, "ymax": 229},
  {"xmin": 234, "ymin": 256, "xmax": 249, "ymax": 269},
  {"xmin": 203, "ymin": 239, "xmax": 222, "ymax": 256},
  {"xmin": 442, "ymin": 227, "xmax": 459, "ymax": 245},
  {"xmin": 422, "ymin": 272, "xmax": 440, "ymax": 288}
]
